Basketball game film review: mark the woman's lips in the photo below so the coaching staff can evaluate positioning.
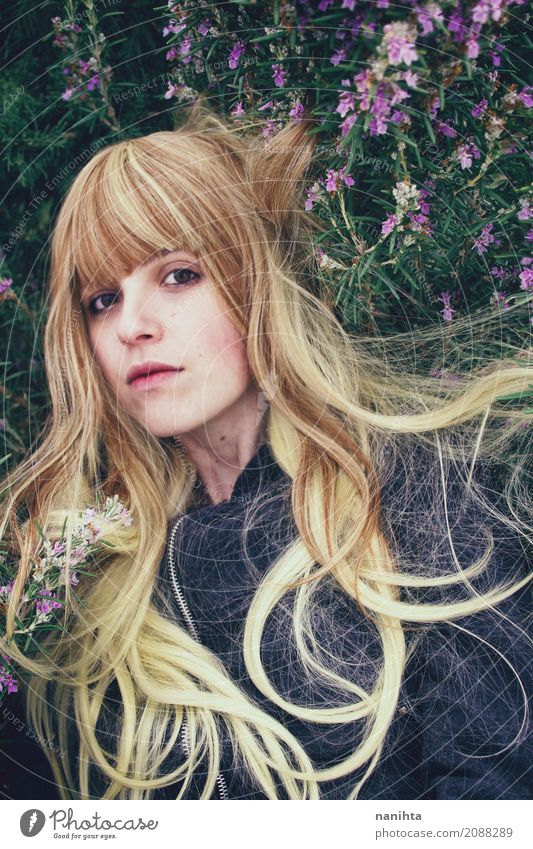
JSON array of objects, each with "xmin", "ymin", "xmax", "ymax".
[{"xmin": 129, "ymin": 368, "xmax": 182, "ymax": 391}]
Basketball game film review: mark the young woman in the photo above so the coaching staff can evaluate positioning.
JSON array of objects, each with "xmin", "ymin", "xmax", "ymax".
[{"xmin": 1, "ymin": 99, "xmax": 531, "ymax": 800}]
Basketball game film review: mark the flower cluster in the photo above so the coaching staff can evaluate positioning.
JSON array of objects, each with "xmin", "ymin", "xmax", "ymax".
[
  {"xmin": 49, "ymin": 0, "xmax": 533, "ymax": 336},
  {"xmin": 0, "ymin": 496, "xmax": 133, "ymax": 703}
]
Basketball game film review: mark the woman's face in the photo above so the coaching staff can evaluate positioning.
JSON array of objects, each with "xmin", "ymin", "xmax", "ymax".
[{"xmin": 81, "ymin": 249, "xmax": 254, "ymax": 441}]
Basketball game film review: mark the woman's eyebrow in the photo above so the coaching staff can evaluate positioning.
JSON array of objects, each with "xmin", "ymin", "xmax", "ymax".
[{"xmin": 138, "ymin": 248, "xmax": 180, "ymax": 270}]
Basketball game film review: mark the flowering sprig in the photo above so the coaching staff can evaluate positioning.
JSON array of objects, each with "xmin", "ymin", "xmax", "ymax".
[
  {"xmin": 51, "ymin": 12, "xmax": 119, "ymax": 133},
  {"xmin": 0, "ymin": 496, "xmax": 133, "ymax": 703}
]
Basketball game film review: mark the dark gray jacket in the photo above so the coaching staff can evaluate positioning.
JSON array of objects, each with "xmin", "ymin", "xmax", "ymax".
[{"xmin": 154, "ymin": 440, "xmax": 532, "ymax": 800}]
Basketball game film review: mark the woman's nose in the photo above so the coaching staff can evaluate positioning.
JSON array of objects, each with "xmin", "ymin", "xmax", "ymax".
[{"xmin": 115, "ymin": 288, "xmax": 162, "ymax": 343}]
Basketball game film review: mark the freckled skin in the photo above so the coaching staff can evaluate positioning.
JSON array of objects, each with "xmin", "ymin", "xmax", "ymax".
[{"xmin": 83, "ymin": 251, "xmax": 264, "ymax": 503}]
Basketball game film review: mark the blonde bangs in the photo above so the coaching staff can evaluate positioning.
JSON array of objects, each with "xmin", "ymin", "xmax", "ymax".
[{"xmin": 62, "ymin": 136, "xmax": 220, "ymax": 298}]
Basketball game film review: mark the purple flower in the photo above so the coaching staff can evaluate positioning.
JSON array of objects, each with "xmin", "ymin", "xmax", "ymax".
[
  {"xmin": 438, "ymin": 290, "xmax": 455, "ymax": 321},
  {"xmin": 228, "ymin": 40, "xmax": 245, "ymax": 70},
  {"xmin": 61, "ymin": 87, "xmax": 74, "ymax": 101},
  {"xmin": 471, "ymin": 98, "xmax": 488, "ymax": 118},
  {"xmin": 518, "ymin": 200, "xmax": 532, "ymax": 221},
  {"xmin": 325, "ymin": 170, "xmax": 338, "ymax": 192},
  {"xmin": 493, "ymin": 290, "xmax": 510, "ymax": 310},
  {"xmin": 35, "ymin": 588, "xmax": 63, "ymax": 617},
  {"xmin": 336, "ymin": 90, "xmax": 356, "ymax": 118},
  {"xmin": 340, "ymin": 112, "xmax": 358, "ymax": 136},
  {"xmin": 416, "ymin": 4, "xmax": 444, "ymax": 36},
  {"xmin": 383, "ymin": 22, "xmax": 419, "ymax": 66},
  {"xmin": 305, "ymin": 187, "xmax": 318, "ymax": 211},
  {"xmin": 340, "ymin": 167, "xmax": 355, "ymax": 187},
  {"xmin": 456, "ymin": 142, "xmax": 481, "ymax": 169},
  {"xmin": 330, "ymin": 47, "xmax": 348, "ymax": 66},
  {"xmin": 381, "ymin": 213, "xmax": 398, "ymax": 236},
  {"xmin": 179, "ymin": 36, "xmax": 193, "ymax": 64},
  {"xmin": 472, "ymin": 0, "xmax": 504, "ymax": 25},
  {"xmin": 272, "ymin": 64, "xmax": 286, "ymax": 87},
  {"xmin": 0, "ymin": 664, "xmax": 18, "ymax": 695},
  {"xmin": 289, "ymin": 101, "xmax": 305, "ymax": 121},
  {"xmin": 231, "ymin": 101, "xmax": 245, "ymax": 116},
  {"xmin": 466, "ymin": 39, "xmax": 480, "ymax": 59},
  {"xmin": 518, "ymin": 87, "xmax": 533, "ymax": 108},
  {"xmin": 163, "ymin": 19, "xmax": 187, "ymax": 38},
  {"xmin": 262, "ymin": 120, "xmax": 277, "ymax": 139},
  {"xmin": 324, "ymin": 167, "xmax": 354, "ymax": 193},
  {"xmin": 519, "ymin": 268, "xmax": 533, "ymax": 291},
  {"xmin": 490, "ymin": 265, "xmax": 508, "ymax": 280},
  {"xmin": 391, "ymin": 110, "xmax": 407, "ymax": 124},
  {"xmin": 86, "ymin": 75, "xmax": 100, "ymax": 92},
  {"xmin": 198, "ymin": 20, "xmax": 211, "ymax": 37},
  {"xmin": 437, "ymin": 122, "xmax": 457, "ymax": 138},
  {"xmin": 0, "ymin": 277, "xmax": 13, "ymax": 294},
  {"xmin": 473, "ymin": 223, "xmax": 495, "ymax": 255}
]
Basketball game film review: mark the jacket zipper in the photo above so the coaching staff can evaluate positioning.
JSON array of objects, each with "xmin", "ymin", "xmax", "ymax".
[{"xmin": 167, "ymin": 514, "xmax": 229, "ymax": 800}]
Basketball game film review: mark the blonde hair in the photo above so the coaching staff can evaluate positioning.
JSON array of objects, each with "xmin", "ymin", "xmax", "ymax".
[{"xmin": 1, "ymin": 96, "xmax": 531, "ymax": 799}]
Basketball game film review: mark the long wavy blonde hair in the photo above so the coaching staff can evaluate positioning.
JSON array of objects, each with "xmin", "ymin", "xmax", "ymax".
[{"xmin": 1, "ymin": 97, "xmax": 531, "ymax": 800}]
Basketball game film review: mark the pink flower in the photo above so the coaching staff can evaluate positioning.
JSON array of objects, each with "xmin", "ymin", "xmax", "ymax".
[
  {"xmin": 381, "ymin": 213, "xmax": 398, "ymax": 236},
  {"xmin": 336, "ymin": 90, "xmax": 356, "ymax": 118},
  {"xmin": 383, "ymin": 22, "xmax": 419, "ymax": 66},
  {"xmin": 0, "ymin": 277, "xmax": 13, "ymax": 294},
  {"xmin": 466, "ymin": 39, "xmax": 480, "ymax": 59},
  {"xmin": 164, "ymin": 82, "xmax": 180, "ymax": 99},
  {"xmin": 231, "ymin": 101, "xmax": 245, "ymax": 116},
  {"xmin": 402, "ymin": 70, "xmax": 418, "ymax": 87}
]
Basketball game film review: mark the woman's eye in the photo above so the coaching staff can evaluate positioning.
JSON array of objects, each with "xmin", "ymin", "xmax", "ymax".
[
  {"xmin": 88, "ymin": 292, "xmax": 118, "ymax": 314},
  {"xmin": 87, "ymin": 267, "xmax": 201, "ymax": 315},
  {"xmin": 162, "ymin": 267, "xmax": 201, "ymax": 286}
]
